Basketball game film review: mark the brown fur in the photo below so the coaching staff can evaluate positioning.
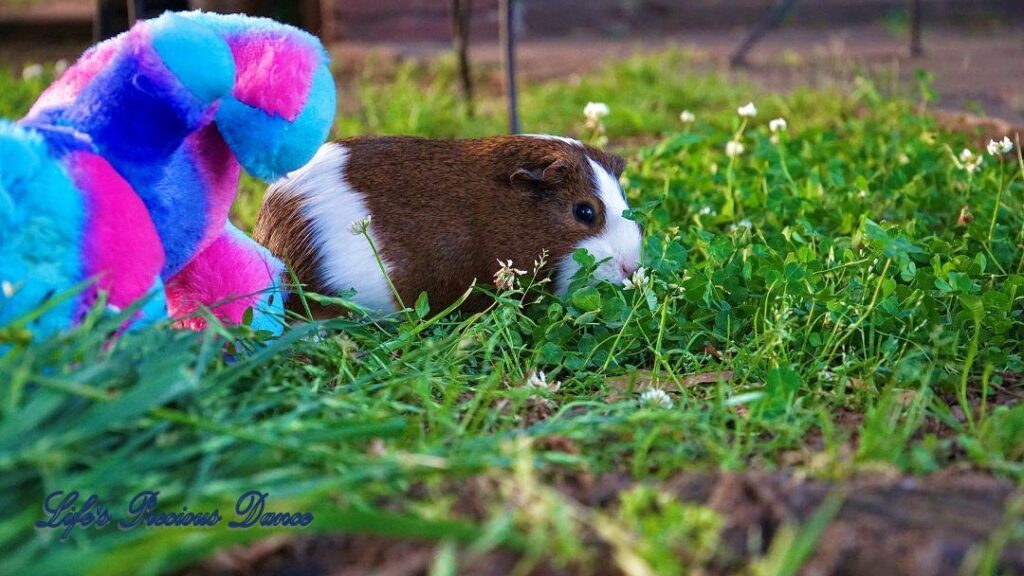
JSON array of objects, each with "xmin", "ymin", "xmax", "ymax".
[
  {"xmin": 253, "ymin": 187, "xmax": 335, "ymax": 317},
  {"xmin": 255, "ymin": 135, "xmax": 626, "ymax": 316}
]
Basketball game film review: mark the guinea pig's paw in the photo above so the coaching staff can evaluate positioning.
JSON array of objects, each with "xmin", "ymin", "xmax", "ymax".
[
  {"xmin": 215, "ymin": 63, "xmax": 336, "ymax": 181},
  {"xmin": 147, "ymin": 12, "xmax": 235, "ymax": 105}
]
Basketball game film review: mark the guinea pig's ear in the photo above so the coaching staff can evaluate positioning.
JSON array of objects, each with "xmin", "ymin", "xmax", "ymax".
[
  {"xmin": 510, "ymin": 159, "xmax": 570, "ymax": 191},
  {"xmin": 608, "ymin": 155, "xmax": 627, "ymax": 177}
]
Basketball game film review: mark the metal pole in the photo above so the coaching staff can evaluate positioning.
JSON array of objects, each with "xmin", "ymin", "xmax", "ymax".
[
  {"xmin": 908, "ymin": 0, "xmax": 922, "ymax": 57},
  {"xmin": 499, "ymin": 0, "xmax": 520, "ymax": 134}
]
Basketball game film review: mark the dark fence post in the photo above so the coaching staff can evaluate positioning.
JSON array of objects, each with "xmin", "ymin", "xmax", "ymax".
[
  {"xmin": 311, "ymin": 0, "xmax": 335, "ymax": 44},
  {"xmin": 450, "ymin": 0, "xmax": 475, "ymax": 117},
  {"xmin": 95, "ymin": 0, "xmax": 135, "ymax": 40},
  {"xmin": 96, "ymin": 0, "xmax": 188, "ymax": 40},
  {"xmin": 909, "ymin": 0, "xmax": 923, "ymax": 56},
  {"xmin": 127, "ymin": 0, "xmax": 145, "ymax": 26},
  {"xmin": 499, "ymin": 0, "xmax": 520, "ymax": 134}
]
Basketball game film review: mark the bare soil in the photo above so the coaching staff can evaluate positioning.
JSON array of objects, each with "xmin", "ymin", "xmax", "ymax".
[{"xmin": 181, "ymin": 471, "xmax": 1023, "ymax": 576}]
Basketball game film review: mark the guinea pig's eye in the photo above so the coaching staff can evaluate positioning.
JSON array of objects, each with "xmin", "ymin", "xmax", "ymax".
[{"xmin": 573, "ymin": 203, "xmax": 596, "ymax": 225}]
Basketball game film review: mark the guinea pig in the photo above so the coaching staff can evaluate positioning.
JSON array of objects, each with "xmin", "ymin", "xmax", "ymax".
[{"xmin": 253, "ymin": 135, "xmax": 643, "ymax": 317}]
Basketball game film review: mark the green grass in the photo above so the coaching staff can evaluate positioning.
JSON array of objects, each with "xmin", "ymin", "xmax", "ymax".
[{"xmin": 2, "ymin": 51, "xmax": 1024, "ymax": 574}]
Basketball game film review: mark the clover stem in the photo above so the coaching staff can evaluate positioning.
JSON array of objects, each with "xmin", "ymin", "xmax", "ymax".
[
  {"xmin": 361, "ymin": 230, "xmax": 412, "ymax": 321},
  {"xmin": 987, "ymin": 161, "xmax": 1006, "ymax": 249}
]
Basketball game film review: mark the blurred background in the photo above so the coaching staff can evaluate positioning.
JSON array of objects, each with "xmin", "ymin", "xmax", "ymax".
[{"xmin": 1, "ymin": 0, "xmax": 1021, "ymax": 124}]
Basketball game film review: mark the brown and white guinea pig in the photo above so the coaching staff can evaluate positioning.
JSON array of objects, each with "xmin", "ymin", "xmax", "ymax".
[{"xmin": 253, "ymin": 134, "xmax": 643, "ymax": 317}]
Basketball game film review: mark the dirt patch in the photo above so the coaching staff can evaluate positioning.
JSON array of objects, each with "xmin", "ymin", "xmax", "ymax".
[
  {"xmin": 181, "ymin": 471, "xmax": 1023, "ymax": 576},
  {"xmin": 181, "ymin": 534, "xmax": 535, "ymax": 576},
  {"xmin": 924, "ymin": 372, "xmax": 1024, "ymax": 438}
]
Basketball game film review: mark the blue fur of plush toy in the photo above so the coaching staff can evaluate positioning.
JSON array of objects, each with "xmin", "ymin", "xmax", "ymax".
[
  {"xmin": 0, "ymin": 121, "xmax": 85, "ymax": 335},
  {"xmin": 150, "ymin": 13, "xmax": 236, "ymax": 104},
  {"xmin": 50, "ymin": 32, "xmax": 216, "ymax": 279}
]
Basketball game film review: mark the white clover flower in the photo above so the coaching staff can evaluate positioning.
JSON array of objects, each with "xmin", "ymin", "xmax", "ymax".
[
  {"xmin": 725, "ymin": 140, "xmax": 745, "ymax": 158},
  {"xmin": 21, "ymin": 63, "xmax": 43, "ymax": 81},
  {"xmin": 699, "ymin": 206, "xmax": 713, "ymax": 216},
  {"xmin": 957, "ymin": 148, "xmax": 983, "ymax": 174},
  {"xmin": 639, "ymin": 389, "xmax": 674, "ymax": 409},
  {"xmin": 622, "ymin": 266, "xmax": 649, "ymax": 290},
  {"xmin": 494, "ymin": 259, "xmax": 527, "ymax": 291},
  {"xmin": 349, "ymin": 215, "xmax": 372, "ymax": 235},
  {"xmin": 987, "ymin": 136, "xmax": 1014, "ymax": 156},
  {"xmin": 526, "ymin": 370, "xmax": 547, "ymax": 389},
  {"xmin": 737, "ymin": 102, "xmax": 758, "ymax": 118},
  {"xmin": 898, "ymin": 153, "xmax": 910, "ymax": 165},
  {"xmin": 767, "ymin": 117, "xmax": 787, "ymax": 144},
  {"xmin": 584, "ymin": 101, "xmax": 610, "ymax": 122},
  {"xmin": 525, "ymin": 370, "xmax": 561, "ymax": 393},
  {"xmin": 679, "ymin": 110, "xmax": 696, "ymax": 124},
  {"xmin": 730, "ymin": 219, "xmax": 752, "ymax": 232},
  {"xmin": 54, "ymin": 59, "xmax": 69, "ymax": 77}
]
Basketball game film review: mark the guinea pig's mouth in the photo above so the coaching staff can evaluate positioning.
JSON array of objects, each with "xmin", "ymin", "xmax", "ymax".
[{"xmin": 553, "ymin": 243, "xmax": 643, "ymax": 296}]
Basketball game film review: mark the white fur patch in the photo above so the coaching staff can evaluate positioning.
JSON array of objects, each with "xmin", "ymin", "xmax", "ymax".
[
  {"xmin": 555, "ymin": 158, "xmax": 643, "ymax": 294},
  {"xmin": 267, "ymin": 143, "xmax": 397, "ymax": 315},
  {"xmin": 525, "ymin": 134, "xmax": 584, "ymax": 147}
]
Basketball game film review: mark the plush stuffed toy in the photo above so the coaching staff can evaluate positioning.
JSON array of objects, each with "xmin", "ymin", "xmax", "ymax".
[{"xmin": 0, "ymin": 11, "xmax": 336, "ymax": 340}]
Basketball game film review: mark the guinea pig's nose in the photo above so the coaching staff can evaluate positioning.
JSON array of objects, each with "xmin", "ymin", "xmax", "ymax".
[{"xmin": 620, "ymin": 261, "xmax": 638, "ymax": 278}]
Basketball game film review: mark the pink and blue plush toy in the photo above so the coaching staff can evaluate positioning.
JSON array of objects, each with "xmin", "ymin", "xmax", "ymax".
[{"xmin": 0, "ymin": 11, "xmax": 336, "ymax": 339}]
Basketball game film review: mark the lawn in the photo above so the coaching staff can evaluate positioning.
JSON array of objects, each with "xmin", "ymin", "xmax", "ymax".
[{"xmin": 2, "ymin": 51, "xmax": 1023, "ymax": 575}]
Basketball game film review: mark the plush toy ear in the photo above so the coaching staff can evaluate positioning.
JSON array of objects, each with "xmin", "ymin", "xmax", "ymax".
[
  {"xmin": 510, "ymin": 159, "xmax": 570, "ymax": 190},
  {"xmin": 200, "ymin": 12, "xmax": 337, "ymax": 181}
]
